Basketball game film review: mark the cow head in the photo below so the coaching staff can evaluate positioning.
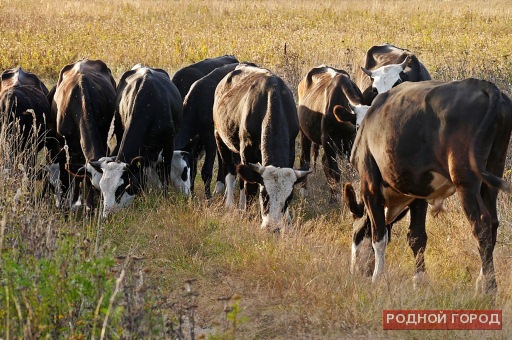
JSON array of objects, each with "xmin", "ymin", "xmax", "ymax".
[
  {"xmin": 171, "ymin": 150, "xmax": 192, "ymax": 196},
  {"xmin": 237, "ymin": 163, "xmax": 312, "ymax": 232},
  {"xmin": 333, "ymin": 103, "xmax": 371, "ymax": 129},
  {"xmin": 343, "ymin": 182, "xmax": 375, "ymax": 277},
  {"xmin": 83, "ymin": 156, "xmax": 116, "ymax": 189},
  {"xmin": 361, "ymin": 56, "xmax": 410, "ymax": 94},
  {"xmin": 90, "ymin": 157, "xmax": 143, "ymax": 217}
]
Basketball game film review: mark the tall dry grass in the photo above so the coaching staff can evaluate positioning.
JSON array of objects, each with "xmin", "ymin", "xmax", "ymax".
[{"xmin": 1, "ymin": 0, "xmax": 512, "ymax": 338}]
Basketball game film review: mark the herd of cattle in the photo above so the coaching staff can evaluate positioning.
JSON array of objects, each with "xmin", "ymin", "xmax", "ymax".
[{"xmin": 2, "ymin": 43, "xmax": 511, "ymax": 294}]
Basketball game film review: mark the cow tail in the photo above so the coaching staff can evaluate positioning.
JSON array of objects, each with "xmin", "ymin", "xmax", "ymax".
[{"xmin": 469, "ymin": 81, "xmax": 511, "ymax": 193}]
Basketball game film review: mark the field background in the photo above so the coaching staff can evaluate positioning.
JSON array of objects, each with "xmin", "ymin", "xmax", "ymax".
[{"xmin": 1, "ymin": 0, "xmax": 512, "ymax": 338}]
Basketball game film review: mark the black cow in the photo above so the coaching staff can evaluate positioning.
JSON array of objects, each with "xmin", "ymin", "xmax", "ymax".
[
  {"xmin": 175, "ymin": 62, "xmax": 241, "ymax": 199},
  {"xmin": 48, "ymin": 59, "xmax": 117, "ymax": 210},
  {"xmin": 89, "ymin": 65, "xmax": 186, "ymax": 217},
  {"xmin": 172, "ymin": 55, "xmax": 239, "ymax": 99},
  {"xmin": 298, "ymin": 65, "xmax": 368, "ymax": 199},
  {"xmin": 344, "ymin": 79, "xmax": 512, "ymax": 295},
  {"xmin": 0, "ymin": 67, "xmax": 49, "ymax": 154},
  {"xmin": 355, "ymin": 43, "xmax": 431, "ymax": 104},
  {"xmin": 213, "ymin": 64, "xmax": 311, "ymax": 231}
]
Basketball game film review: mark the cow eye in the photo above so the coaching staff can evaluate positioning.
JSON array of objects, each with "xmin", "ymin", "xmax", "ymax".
[{"xmin": 181, "ymin": 167, "xmax": 188, "ymax": 181}]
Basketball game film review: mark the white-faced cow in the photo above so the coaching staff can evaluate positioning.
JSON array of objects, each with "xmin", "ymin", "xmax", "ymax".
[
  {"xmin": 356, "ymin": 43, "xmax": 431, "ymax": 105},
  {"xmin": 0, "ymin": 67, "xmax": 49, "ymax": 155},
  {"xmin": 344, "ymin": 79, "xmax": 512, "ymax": 295},
  {"xmin": 48, "ymin": 59, "xmax": 117, "ymax": 210},
  {"xmin": 89, "ymin": 65, "xmax": 186, "ymax": 217},
  {"xmin": 213, "ymin": 64, "xmax": 311, "ymax": 232},
  {"xmin": 175, "ymin": 62, "xmax": 244, "ymax": 199},
  {"xmin": 298, "ymin": 66, "xmax": 369, "ymax": 199},
  {"xmin": 172, "ymin": 55, "xmax": 239, "ymax": 100}
]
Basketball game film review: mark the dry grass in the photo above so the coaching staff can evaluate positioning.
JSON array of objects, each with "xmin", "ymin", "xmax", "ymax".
[{"xmin": 2, "ymin": 0, "xmax": 512, "ymax": 338}]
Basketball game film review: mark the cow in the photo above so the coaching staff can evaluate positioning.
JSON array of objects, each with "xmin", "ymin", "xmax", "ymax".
[
  {"xmin": 344, "ymin": 79, "xmax": 512, "ymax": 295},
  {"xmin": 175, "ymin": 62, "xmax": 241, "ymax": 199},
  {"xmin": 171, "ymin": 55, "xmax": 239, "ymax": 99},
  {"xmin": 298, "ymin": 65, "xmax": 369, "ymax": 199},
  {"xmin": 47, "ymin": 59, "xmax": 117, "ymax": 210},
  {"xmin": 213, "ymin": 63, "xmax": 311, "ymax": 232},
  {"xmin": 355, "ymin": 43, "xmax": 431, "ymax": 105},
  {"xmin": 0, "ymin": 67, "xmax": 49, "ymax": 156},
  {"xmin": 88, "ymin": 64, "xmax": 186, "ymax": 217}
]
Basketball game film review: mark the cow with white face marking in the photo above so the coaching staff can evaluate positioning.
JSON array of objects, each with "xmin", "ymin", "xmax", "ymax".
[
  {"xmin": 213, "ymin": 64, "xmax": 311, "ymax": 232},
  {"xmin": 345, "ymin": 79, "xmax": 512, "ymax": 295},
  {"xmin": 298, "ymin": 65, "xmax": 369, "ymax": 199},
  {"xmin": 89, "ymin": 64, "xmax": 187, "ymax": 217},
  {"xmin": 356, "ymin": 43, "xmax": 431, "ymax": 105},
  {"xmin": 47, "ymin": 59, "xmax": 117, "ymax": 210}
]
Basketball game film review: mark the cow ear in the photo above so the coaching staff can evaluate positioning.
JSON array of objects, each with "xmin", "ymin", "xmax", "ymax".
[
  {"xmin": 344, "ymin": 183, "xmax": 364, "ymax": 218},
  {"xmin": 333, "ymin": 105, "xmax": 356, "ymax": 124},
  {"xmin": 237, "ymin": 164, "xmax": 263, "ymax": 184},
  {"xmin": 88, "ymin": 160, "xmax": 104, "ymax": 173},
  {"xmin": 361, "ymin": 66, "xmax": 372, "ymax": 77},
  {"xmin": 294, "ymin": 168, "xmax": 313, "ymax": 184}
]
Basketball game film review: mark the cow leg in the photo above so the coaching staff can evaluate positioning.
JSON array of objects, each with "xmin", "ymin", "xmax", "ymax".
[
  {"xmin": 201, "ymin": 138, "xmax": 217, "ymax": 199},
  {"xmin": 299, "ymin": 130, "xmax": 312, "ymax": 170},
  {"xmin": 215, "ymin": 131, "xmax": 236, "ymax": 208},
  {"xmin": 458, "ymin": 186, "xmax": 497, "ymax": 295},
  {"xmin": 407, "ymin": 199, "xmax": 428, "ymax": 287},
  {"xmin": 213, "ymin": 150, "xmax": 226, "ymax": 196},
  {"xmin": 360, "ymin": 164, "xmax": 387, "ymax": 282},
  {"xmin": 241, "ymin": 147, "xmax": 259, "ymax": 208},
  {"xmin": 312, "ymin": 143, "xmax": 320, "ymax": 171},
  {"xmin": 321, "ymin": 145, "xmax": 341, "ymax": 201},
  {"xmin": 83, "ymin": 176, "xmax": 96, "ymax": 212}
]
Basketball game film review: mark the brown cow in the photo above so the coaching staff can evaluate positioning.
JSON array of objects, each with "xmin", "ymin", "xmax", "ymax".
[{"xmin": 345, "ymin": 79, "xmax": 512, "ymax": 295}]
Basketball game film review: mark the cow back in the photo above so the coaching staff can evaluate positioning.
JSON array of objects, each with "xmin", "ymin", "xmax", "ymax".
[
  {"xmin": 214, "ymin": 64, "xmax": 298, "ymax": 168},
  {"xmin": 53, "ymin": 59, "xmax": 116, "ymax": 161},
  {"xmin": 172, "ymin": 55, "xmax": 239, "ymax": 99},
  {"xmin": 115, "ymin": 66, "xmax": 182, "ymax": 164}
]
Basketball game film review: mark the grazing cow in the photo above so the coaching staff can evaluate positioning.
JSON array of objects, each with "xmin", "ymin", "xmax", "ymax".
[
  {"xmin": 355, "ymin": 43, "xmax": 431, "ymax": 104},
  {"xmin": 48, "ymin": 59, "xmax": 117, "ymax": 210},
  {"xmin": 344, "ymin": 79, "xmax": 512, "ymax": 294},
  {"xmin": 89, "ymin": 65, "xmax": 186, "ymax": 217},
  {"xmin": 298, "ymin": 65, "xmax": 369, "ymax": 198},
  {"xmin": 171, "ymin": 55, "xmax": 239, "ymax": 99},
  {"xmin": 175, "ymin": 62, "xmax": 241, "ymax": 199},
  {"xmin": 0, "ymin": 67, "xmax": 49, "ymax": 154},
  {"xmin": 213, "ymin": 64, "xmax": 311, "ymax": 232}
]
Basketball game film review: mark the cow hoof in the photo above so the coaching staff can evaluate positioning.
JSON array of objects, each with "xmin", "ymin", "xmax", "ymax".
[
  {"xmin": 475, "ymin": 271, "xmax": 497, "ymax": 296},
  {"xmin": 213, "ymin": 181, "xmax": 225, "ymax": 196},
  {"xmin": 298, "ymin": 187, "xmax": 308, "ymax": 198},
  {"xmin": 413, "ymin": 272, "xmax": 428, "ymax": 289}
]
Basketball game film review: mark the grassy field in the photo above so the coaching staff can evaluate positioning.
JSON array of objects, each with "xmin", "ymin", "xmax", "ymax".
[{"xmin": 1, "ymin": 0, "xmax": 512, "ymax": 338}]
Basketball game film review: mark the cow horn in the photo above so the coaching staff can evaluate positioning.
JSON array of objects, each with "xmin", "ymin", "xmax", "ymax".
[
  {"xmin": 294, "ymin": 169, "xmax": 313, "ymax": 179},
  {"xmin": 89, "ymin": 160, "xmax": 104, "ymax": 170},
  {"xmin": 248, "ymin": 163, "xmax": 265, "ymax": 175},
  {"xmin": 399, "ymin": 56, "xmax": 411, "ymax": 69},
  {"xmin": 361, "ymin": 67, "xmax": 373, "ymax": 77}
]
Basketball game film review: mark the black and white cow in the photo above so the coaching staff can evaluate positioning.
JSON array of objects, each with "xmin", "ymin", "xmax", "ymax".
[
  {"xmin": 175, "ymin": 62, "xmax": 241, "ymax": 199},
  {"xmin": 355, "ymin": 43, "xmax": 431, "ymax": 105},
  {"xmin": 172, "ymin": 55, "xmax": 239, "ymax": 100},
  {"xmin": 48, "ymin": 59, "xmax": 117, "ymax": 210},
  {"xmin": 213, "ymin": 64, "xmax": 311, "ymax": 231},
  {"xmin": 89, "ymin": 65, "xmax": 187, "ymax": 217},
  {"xmin": 298, "ymin": 65, "xmax": 369, "ymax": 199},
  {"xmin": 0, "ymin": 67, "xmax": 49, "ymax": 153},
  {"xmin": 345, "ymin": 79, "xmax": 512, "ymax": 294}
]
